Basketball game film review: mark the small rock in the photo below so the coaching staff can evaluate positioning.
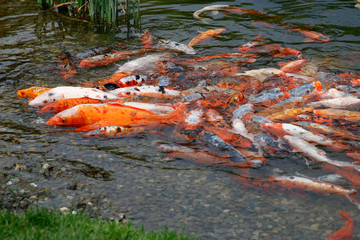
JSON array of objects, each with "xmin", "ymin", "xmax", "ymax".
[
  {"xmin": 310, "ymin": 223, "xmax": 320, "ymax": 231},
  {"xmin": 59, "ymin": 207, "xmax": 70, "ymax": 213}
]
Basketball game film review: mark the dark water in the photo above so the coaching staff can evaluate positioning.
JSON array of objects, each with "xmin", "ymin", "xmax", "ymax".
[{"xmin": 1, "ymin": 0, "xmax": 360, "ymax": 239}]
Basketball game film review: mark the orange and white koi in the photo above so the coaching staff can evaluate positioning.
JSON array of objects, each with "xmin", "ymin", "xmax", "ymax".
[
  {"xmin": 115, "ymin": 75, "xmax": 148, "ymax": 88},
  {"xmin": 308, "ymin": 97, "xmax": 360, "ymax": 110},
  {"xmin": 322, "ymin": 163, "xmax": 360, "ymax": 189},
  {"xmin": 47, "ymin": 102, "xmax": 155, "ymax": 127},
  {"xmin": 17, "ymin": 87, "xmax": 52, "ymax": 99},
  {"xmin": 314, "ymin": 109, "xmax": 360, "ymax": 124},
  {"xmin": 109, "ymin": 85, "xmax": 181, "ymax": 98},
  {"xmin": 233, "ymin": 175, "xmax": 358, "ymax": 206},
  {"xmin": 37, "ymin": 97, "xmax": 103, "ymax": 113},
  {"xmin": 327, "ymin": 210, "xmax": 354, "ymax": 240},
  {"xmin": 156, "ymin": 39, "xmax": 196, "ymax": 55},
  {"xmin": 116, "ymin": 53, "xmax": 169, "ymax": 73},
  {"xmin": 29, "ymin": 86, "xmax": 119, "ymax": 107},
  {"xmin": 188, "ymin": 28, "xmax": 226, "ymax": 47},
  {"xmin": 235, "ymin": 68, "xmax": 284, "ymax": 82},
  {"xmin": 79, "ymin": 49, "xmax": 149, "ymax": 68},
  {"xmin": 121, "ymin": 102, "xmax": 175, "ymax": 114},
  {"xmin": 279, "ymin": 59, "xmax": 307, "ymax": 74},
  {"xmin": 266, "ymin": 107, "xmax": 314, "ymax": 122},
  {"xmin": 58, "ymin": 52, "xmax": 77, "ymax": 79}
]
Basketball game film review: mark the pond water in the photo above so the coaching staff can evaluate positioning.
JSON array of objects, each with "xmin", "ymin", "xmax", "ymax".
[{"xmin": 1, "ymin": 0, "xmax": 360, "ymax": 239}]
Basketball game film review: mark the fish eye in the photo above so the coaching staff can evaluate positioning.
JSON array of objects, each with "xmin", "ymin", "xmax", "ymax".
[
  {"xmin": 43, "ymin": 100, "xmax": 48, "ymax": 103},
  {"xmin": 62, "ymin": 119, "xmax": 66, "ymax": 123},
  {"xmin": 289, "ymin": 176, "xmax": 295, "ymax": 179},
  {"xmin": 50, "ymin": 107, "xmax": 53, "ymax": 110}
]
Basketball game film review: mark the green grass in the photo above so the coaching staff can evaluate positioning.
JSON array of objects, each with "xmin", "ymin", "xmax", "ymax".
[{"xmin": 0, "ymin": 208, "xmax": 198, "ymax": 240}]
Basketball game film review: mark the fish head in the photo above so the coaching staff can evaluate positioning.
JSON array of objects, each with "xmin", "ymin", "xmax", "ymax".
[
  {"xmin": 29, "ymin": 90, "xmax": 58, "ymax": 107},
  {"xmin": 46, "ymin": 105, "xmax": 84, "ymax": 126}
]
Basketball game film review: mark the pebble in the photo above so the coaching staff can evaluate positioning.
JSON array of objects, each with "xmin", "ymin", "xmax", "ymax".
[{"xmin": 59, "ymin": 207, "xmax": 70, "ymax": 213}]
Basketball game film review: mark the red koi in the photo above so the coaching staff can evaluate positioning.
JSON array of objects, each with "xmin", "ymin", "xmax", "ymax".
[
  {"xmin": 184, "ymin": 53, "xmax": 258, "ymax": 63},
  {"xmin": 58, "ymin": 52, "xmax": 77, "ymax": 79},
  {"xmin": 328, "ymin": 210, "xmax": 354, "ymax": 240},
  {"xmin": 188, "ymin": 28, "xmax": 226, "ymax": 47}
]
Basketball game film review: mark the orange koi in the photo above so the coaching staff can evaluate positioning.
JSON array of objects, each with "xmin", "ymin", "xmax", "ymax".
[
  {"xmin": 328, "ymin": 210, "xmax": 354, "ymax": 240},
  {"xmin": 58, "ymin": 52, "xmax": 77, "ymax": 79},
  {"xmin": 347, "ymin": 152, "xmax": 360, "ymax": 163},
  {"xmin": 279, "ymin": 59, "xmax": 307, "ymax": 73},
  {"xmin": 75, "ymin": 103, "xmax": 187, "ymax": 132},
  {"xmin": 225, "ymin": 6, "xmax": 272, "ymax": 18},
  {"xmin": 17, "ymin": 87, "xmax": 51, "ymax": 99},
  {"xmin": 186, "ymin": 53, "xmax": 258, "ymax": 62},
  {"xmin": 47, "ymin": 102, "xmax": 155, "ymax": 127},
  {"xmin": 284, "ymin": 26, "xmax": 330, "ymax": 43},
  {"xmin": 37, "ymin": 97, "xmax": 103, "ymax": 113},
  {"xmin": 141, "ymin": 28, "xmax": 153, "ymax": 49},
  {"xmin": 188, "ymin": 28, "xmax": 226, "ymax": 47}
]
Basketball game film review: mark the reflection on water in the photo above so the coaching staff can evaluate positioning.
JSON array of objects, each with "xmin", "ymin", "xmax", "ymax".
[{"xmin": 0, "ymin": 0, "xmax": 360, "ymax": 239}]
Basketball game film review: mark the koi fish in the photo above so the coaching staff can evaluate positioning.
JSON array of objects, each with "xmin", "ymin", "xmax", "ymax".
[
  {"xmin": 116, "ymin": 53, "xmax": 169, "ymax": 73},
  {"xmin": 79, "ymin": 49, "xmax": 150, "ymax": 68},
  {"xmin": 233, "ymin": 175, "xmax": 358, "ymax": 206},
  {"xmin": 188, "ymin": 28, "xmax": 226, "ymax": 47},
  {"xmin": 156, "ymin": 39, "xmax": 196, "ymax": 55},
  {"xmin": 322, "ymin": 163, "xmax": 360, "ymax": 189},
  {"xmin": 235, "ymin": 68, "xmax": 284, "ymax": 82},
  {"xmin": 157, "ymin": 144, "xmax": 255, "ymax": 168},
  {"xmin": 141, "ymin": 28, "xmax": 153, "ymax": 49},
  {"xmin": 17, "ymin": 87, "xmax": 52, "ymax": 99},
  {"xmin": 83, "ymin": 125, "xmax": 145, "ymax": 138},
  {"xmin": 292, "ymin": 121, "xmax": 360, "ymax": 141},
  {"xmin": 109, "ymin": 85, "xmax": 181, "ymax": 98},
  {"xmin": 75, "ymin": 103, "xmax": 187, "ymax": 132},
  {"xmin": 75, "ymin": 42, "xmax": 126, "ymax": 59},
  {"xmin": 37, "ymin": 97, "xmax": 103, "ymax": 113},
  {"xmin": 193, "ymin": 5, "xmax": 230, "ymax": 22},
  {"xmin": 279, "ymin": 59, "xmax": 307, "ymax": 73},
  {"xmin": 80, "ymin": 71, "xmax": 133, "ymax": 88},
  {"xmin": 284, "ymin": 26, "xmax": 330, "ymax": 43},
  {"xmin": 308, "ymin": 97, "xmax": 360, "ymax": 111},
  {"xmin": 184, "ymin": 53, "xmax": 258, "ymax": 63},
  {"xmin": 327, "ymin": 210, "xmax": 354, "ymax": 240},
  {"xmin": 121, "ymin": 102, "xmax": 175, "ymax": 114},
  {"xmin": 115, "ymin": 75, "xmax": 148, "ymax": 88},
  {"xmin": 266, "ymin": 107, "xmax": 314, "ymax": 122},
  {"xmin": 200, "ymin": 131, "xmax": 249, "ymax": 163},
  {"xmin": 58, "ymin": 52, "xmax": 77, "ymax": 79},
  {"xmin": 262, "ymin": 122, "xmax": 350, "ymax": 151},
  {"xmin": 47, "ymin": 102, "xmax": 155, "ymax": 127},
  {"xmin": 224, "ymin": 6, "xmax": 273, "ymax": 18},
  {"xmin": 283, "ymin": 135, "xmax": 358, "ymax": 169},
  {"xmin": 314, "ymin": 109, "xmax": 360, "ymax": 124},
  {"xmin": 237, "ymin": 34, "xmax": 265, "ymax": 52},
  {"xmin": 29, "ymin": 86, "xmax": 119, "ymax": 107}
]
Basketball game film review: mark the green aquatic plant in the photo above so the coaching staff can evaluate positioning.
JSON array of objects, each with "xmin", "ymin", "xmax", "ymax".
[{"xmin": 37, "ymin": 0, "xmax": 141, "ymax": 27}]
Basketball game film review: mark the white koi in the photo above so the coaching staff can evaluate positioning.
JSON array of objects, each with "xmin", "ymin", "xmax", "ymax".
[
  {"xmin": 193, "ymin": 5, "xmax": 230, "ymax": 22},
  {"xmin": 109, "ymin": 85, "xmax": 181, "ymax": 98},
  {"xmin": 156, "ymin": 39, "xmax": 196, "ymax": 55},
  {"xmin": 29, "ymin": 86, "xmax": 119, "ymax": 107}
]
